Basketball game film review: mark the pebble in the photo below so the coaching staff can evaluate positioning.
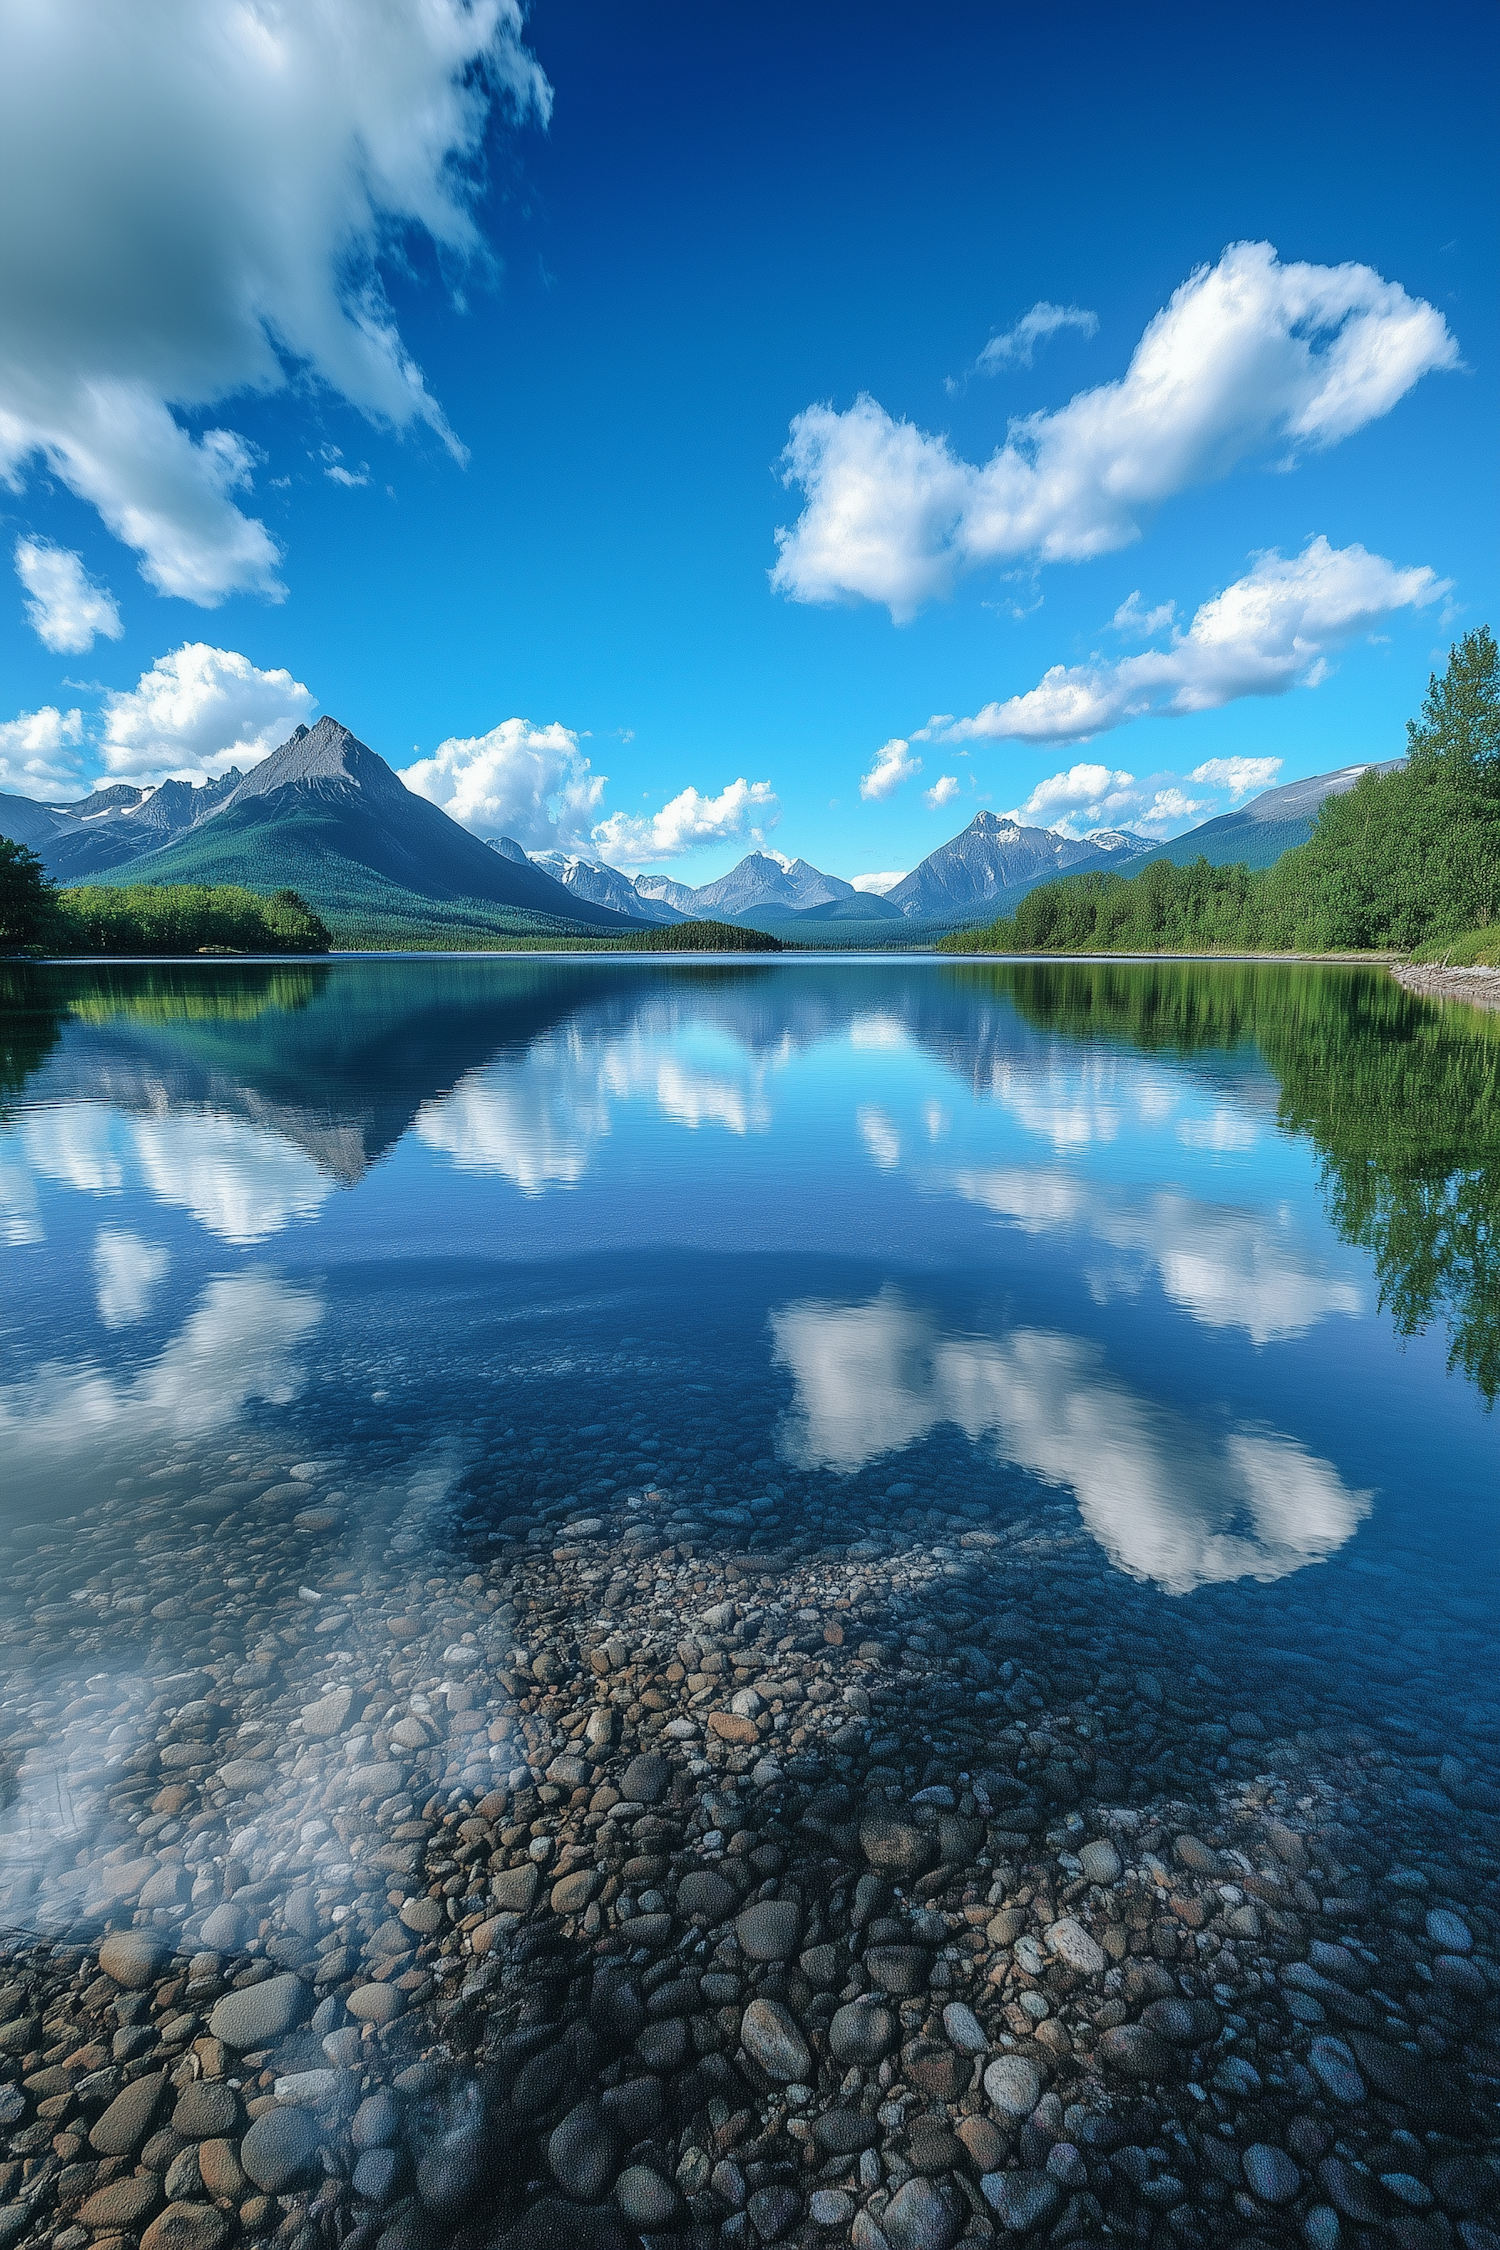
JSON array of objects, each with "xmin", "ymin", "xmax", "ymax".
[
  {"xmin": 207, "ymin": 1971, "xmax": 306, "ymax": 2049},
  {"xmin": 1308, "ymin": 2037, "xmax": 1367, "ymax": 2106},
  {"xmin": 982, "ymin": 2054, "xmax": 1041, "ymax": 2118},
  {"xmin": 1077, "ymin": 1838, "xmax": 1121, "ymax": 1884},
  {"xmin": 1243, "ymin": 2143, "xmax": 1303, "ymax": 2203},
  {"xmin": 171, "ymin": 2081, "xmax": 240, "ymax": 2138},
  {"xmin": 1427, "ymin": 1906, "xmax": 1473, "ymax": 1952},
  {"xmin": 98, "ymin": 1929, "xmax": 167, "ymax": 1987},
  {"xmin": 612, "ymin": 2165, "xmax": 681, "ymax": 2227},
  {"xmin": 829, "ymin": 2000, "xmax": 898, "ymax": 2063},
  {"xmin": 140, "ymin": 2203, "xmax": 229, "ymax": 2250},
  {"xmin": 547, "ymin": 2101, "xmax": 621, "ymax": 2201},
  {"xmin": 239, "ymin": 2105, "xmax": 323, "ymax": 2193},
  {"xmin": 1046, "ymin": 1914, "xmax": 1106, "ymax": 1975},
  {"xmin": 89, "ymin": 2072, "xmax": 169, "ymax": 2154},
  {"xmin": 883, "ymin": 2175, "xmax": 963, "ymax": 2250},
  {"xmin": 1098, "ymin": 2023, "xmax": 1171, "ymax": 2080},
  {"xmin": 940, "ymin": 1999, "xmax": 988, "ymax": 2053},
  {"xmin": 740, "ymin": 1995, "xmax": 812, "ymax": 2082},
  {"xmin": 735, "ymin": 1898, "xmax": 803, "ymax": 1960},
  {"xmin": 981, "ymin": 2170, "xmax": 1062, "ymax": 2233}
]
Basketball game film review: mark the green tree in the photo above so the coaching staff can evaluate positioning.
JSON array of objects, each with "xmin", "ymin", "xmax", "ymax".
[
  {"xmin": 1406, "ymin": 624, "xmax": 1500, "ymax": 795},
  {"xmin": 0, "ymin": 838, "xmax": 59, "ymax": 951}
]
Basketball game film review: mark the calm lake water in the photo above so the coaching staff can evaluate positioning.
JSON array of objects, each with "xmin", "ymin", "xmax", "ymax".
[{"xmin": 0, "ymin": 956, "xmax": 1496, "ymax": 2242}]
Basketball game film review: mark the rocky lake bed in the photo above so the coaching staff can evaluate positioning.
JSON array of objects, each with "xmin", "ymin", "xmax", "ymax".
[{"xmin": 0, "ymin": 1430, "xmax": 1496, "ymax": 2250}]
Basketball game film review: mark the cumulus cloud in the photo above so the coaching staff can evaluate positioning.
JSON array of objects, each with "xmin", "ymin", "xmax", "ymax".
[
  {"xmin": 924, "ymin": 538, "xmax": 1446, "ymax": 748},
  {"xmin": 0, "ymin": 0, "xmax": 548, "ymax": 603},
  {"xmin": 1189, "ymin": 756, "xmax": 1283, "ymax": 802},
  {"xmin": 590, "ymin": 778, "xmax": 779, "ymax": 867},
  {"xmin": 977, "ymin": 301, "xmax": 1098, "ymax": 372},
  {"xmin": 772, "ymin": 242, "xmax": 1458, "ymax": 618},
  {"xmin": 850, "ymin": 871, "xmax": 907, "ymax": 894},
  {"xmin": 1112, "ymin": 590, "xmax": 1176, "ymax": 639},
  {"xmin": 96, "ymin": 644, "xmax": 315, "ymax": 785},
  {"xmin": 924, "ymin": 774, "xmax": 961, "ymax": 808},
  {"xmin": 0, "ymin": 705, "xmax": 86, "ymax": 798},
  {"xmin": 401, "ymin": 720, "xmax": 606, "ymax": 851},
  {"xmin": 14, "ymin": 539, "xmax": 122, "ymax": 652},
  {"xmin": 1013, "ymin": 762, "xmax": 1138, "ymax": 828},
  {"xmin": 859, "ymin": 737, "xmax": 921, "ymax": 801}
]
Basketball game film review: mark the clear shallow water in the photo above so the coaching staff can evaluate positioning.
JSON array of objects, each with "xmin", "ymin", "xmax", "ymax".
[{"xmin": 0, "ymin": 956, "xmax": 1498, "ymax": 2243}]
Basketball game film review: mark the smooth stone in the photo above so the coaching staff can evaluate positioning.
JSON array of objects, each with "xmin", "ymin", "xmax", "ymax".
[
  {"xmin": 799, "ymin": 1943, "xmax": 839, "ymax": 1987},
  {"xmin": 1078, "ymin": 1840, "xmax": 1121, "ymax": 1885},
  {"xmin": 941, "ymin": 2000, "xmax": 989, "ymax": 2054},
  {"xmin": 551, "ymin": 1867, "xmax": 604, "ymax": 1915},
  {"xmin": 352, "ymin": 2089, "xmax": 402, "ymax": 2149},
  {"xmin": 981, "ymin": 2169, "xmax": 1062, "ymax": 2234},
  {"xmin": 98, "ymin": 1931, "xmax": 167, "ymax": 1990},
  {"xmin": 171, "ymin": 2081, "xmax": 240, "ymax": 2138},
  {"xmin": 612, "ymin": 2164, "xmax": 682, "ymax": 2228},
  {"xmin": 140, "ymin": 2204, "xmax": 230, "ymax": 2250},
  {"xmin": 1303, "ymin": 2206, "xmax": 1341, "ymax": 2250},
  {"xmin": 208, "ymin": 1972, "xmax": 307, "ymax": 2050},
  {"xmin": 1426, "ymin": 1908, "xmax": 1472, "ymax": 1953},
  {"xmin": 1308, "ymin": 2038, "xmax": 1366, "ymax": 2106},
  {"xmin": 353, "ymin": 2147, "xmax": 400, "ymax": 2204},
  {"xmin": 1174, "ymin": 1833, "xmax": 1219, "ymax": 1873},
  {"xmin": 492, "ymin": 1863, "xmax": 540, "ymax": 1914},
  {"xmin": 197, "ymin": 2140, "xmax": 248, "ymax": 2199},
  {"xmin": 907, "ymin": 2118, "xmax": 963, "ymax": 2175},
  {"xmin": 1214, "ymin": 2055, "xmax": 1263, "ymax": 2097},
  {"xmin": 347, "ymin": 1981, "xmax": 403, "ymax": 2024},
  {"xmin": 677, "ymin": 1870, "xmax": 738, "ymax": 1922},
  {"xmin": 400, "ymin": 1897, "xmax": 445, "ymax": 1935},
  {"xmin": 829, "ymin": 2001, "xmax": 898, "ymax": 2064},
  {"xmin": 1047, "ymin": 1916, "xmax": 1106, "ymax": 1975},
  {"xmin": 883, "ymin": 2174, "xmax": 962, "ymax": 2250},
  {"xmin": 859, "ymin": 1813, "xmax": 936, "ymax": 1880},
  {"xmin": 746, "ymin": 2184, "xmax": 801, "ymax": 2243},
  {"xmin": 1244, "ymin": 2144, "xmax": 1302, "ymax": 2204},
  {"xmin": 1097, "ymin": 2025, "xmax": 1170, "ymax": 2080},
  {"xmin": 218, "ymin": 1757, "xmax": 275, "ymax": 1790},
  {"xmin": 300, "ymin": 1688, "xmax": 353, "ymax": 1738},
  {"xmin": 982, "ymin": 2055, "xmax": 1041, "ymax": 2119},
  {"xmin": 740, "ymin": 1996, "xmax": 812, "ymax": 2083},
  {"xmin": 548, "ymin": 2100, "xmax": 622, "ymax": 2202},
  {"xmin": 90, "ymin": 2072, "xmax": 169, "ymax": 2154},
  {"xmin": 810, "ymin": 2189, "xmax": 854, "ymax": 2228},
  {"xmin": 197, "ymin": 1902, "xmax": 247, "ymax": 1951},
  {"xmin": 79, "ymin": 2176, "xmax": 161, "ymax": 2228},
  {"xmin": 1381, "ymin": 2174, "xmax": 1433, "ymax": 2210},
  {"xmin": 864, "ymin": 1945, "xmax": 928, "ymax": 1996},
  {"xmin": 634, "ymin": 2017, "xmax": 689, "ymax": 2073},
  {"xmin": 241, "ymin": 2105, "xmax": 323, "ymax": 2193},
  {"xmin": 812, "ymin": 2109, "xmax": 881, "ymax": 2154},
  {"xmin": 620, "ymin": 1754, "xmax": 670, "ymax": 1805},
  {"xmin": 736, "ymin": 1899, "xmax": 803, "ymax": 1961}
]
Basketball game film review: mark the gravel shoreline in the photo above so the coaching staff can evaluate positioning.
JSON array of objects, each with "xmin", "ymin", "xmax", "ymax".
[
  {"xmin": 1, "ymin": 1450, "xmax": 1496, "ymax": 2250},
  {"xmin": 1391, "ymin": 965, "xmax": 1500, "ymax": 1013}
]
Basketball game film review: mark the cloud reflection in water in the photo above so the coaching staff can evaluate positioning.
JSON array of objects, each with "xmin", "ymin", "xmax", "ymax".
[{"xmin": 771, "ymin": 1285, "xmax": 1370, "ymax": 1593}]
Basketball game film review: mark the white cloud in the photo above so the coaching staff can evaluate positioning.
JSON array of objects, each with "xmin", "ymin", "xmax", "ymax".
[
  {"xmin": 850, "ymin": 870, "xmax": 907, "ymax": 894},
  {"xmin": 0, "ymin": 705, "xmax": 86, "ymax": 798},
  {"xmin": 15, "ymin": 539, "xmax": 122, "ymax": 652},
  {"xmin": 1014, "ymin": 762, "xmax": 1136, "ymax": 826},
  {"xmin": 1112, "ymin": 590, "xmax": 1176, "ymax": 639},
  {"xmin": 856, "ymin": 1106, "xmax": 902, "ymax": 1169},
  {"xmin": 0, "ymin": 0, "xmax": 548, "ymax": 603},
  {"xmin": 772, "ymin": 242, "xmax": 1458, "ymax": 618},
  {"xmin": 859, "ymin": 737, "xmax": 921, "ymax": 801},
  {"xmin": 925, "ymin": 538, "xmax": 1447, "ymax": 748},
  {"xmin": 320, "ymin": 446, "xmax": 370, "ymax": 489},
  {"xmin": 590, "ymin": 778, "xmax": 778, "ymax": 867},
  {"xmin": 96, "ymin": 644, "xmax": 315, "ymax": 785},
  {"xmin": 1189, "ymin": 755, "xmax": 1283, "ymax": 802},
  {"xmin": 923, "ymin": 774, "xmax": 960, "ymax": 808},
  {"xmin": 401, "ymin": 720, "xmax": 606, "ymax": 850},
  {"xmin": 977, "ymin": 301, "xmax": 1098, "ymax": 372},
  {"xmin": 93, "ymin": 1229, "xmax": 168, "ymax": 1328}
]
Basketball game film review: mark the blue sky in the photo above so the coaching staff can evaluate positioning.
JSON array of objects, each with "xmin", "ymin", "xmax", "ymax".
[{"xmin": 1, "ymin": 0, "xmax": 1494, "ymax": 885}]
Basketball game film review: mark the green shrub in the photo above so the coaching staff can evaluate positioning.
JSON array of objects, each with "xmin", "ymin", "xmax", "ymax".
[{"xmin": 53, "ymin": 883, "xmax": 331, "ymax": 955}]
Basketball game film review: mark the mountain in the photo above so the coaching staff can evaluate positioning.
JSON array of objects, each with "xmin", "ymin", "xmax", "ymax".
[
  {"xmin": 50, "ymin": 717, "xmax": 647, "ymax": 941},
  {"xmin": 886, "ymin": 811, "xmax": 1141, "ymax": 919},
  {"xmin": 632, "ymin": 872, "xmax": 704, "ymax": 913},
  {"xmin": 1139, "ymin": 760, "xmax": 1407, "ymax": 871},
  {"xmin": 1, "ymin": 771, "xmax": 244, "ymax": 879},
  {"xmin": 684, "ymin": 850, "xmax": 855, "ymax": 916},
  {"xmin": 527, "ymin": 849, "xmax": 687, "ymax": 923}
]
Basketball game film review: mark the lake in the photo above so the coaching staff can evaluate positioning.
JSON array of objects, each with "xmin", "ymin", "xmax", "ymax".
[{"xmin": 0, "ymin": 956, "xmax": 1496, "ymax": 2248}]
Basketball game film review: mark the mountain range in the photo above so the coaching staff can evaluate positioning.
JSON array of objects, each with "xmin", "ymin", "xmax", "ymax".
[{"xmin": 0, "ymin": 728, "xmax": 1404, "ymax": 946}]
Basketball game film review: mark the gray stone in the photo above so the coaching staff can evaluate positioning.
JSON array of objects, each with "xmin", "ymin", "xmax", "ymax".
[
  {"xmin": 746, "ymin": 2184, "xmax": 801, "ymax": 2242},
  {"xmin": 548, "ymin": 2100, "xmax": 621, "ymax": 2202},
  {"xmin": 352, "ymin": 2089, "xmax": 402, "ymax": 2149},
  {"xmin": 164, "ymin": 2146, "xmax": 202, "ymax": 2202},
  {"xmin": 1243, "ymin": 2144, "xmax": 1302, "ymax": 2204},
  {"xmin": 1308, "ymin": 2038, "xmax": 1365, "ymax": 2107},
  {"xmin": 864, "ymin": 1945, "xmax": 928, "ymax": 1996},
  {"xmin": 799, "ymin": 1944, "xmax": 839, "ymax": 1987},
  {"xmin": 980, "ymin": 2170, "xmax": 1061, "ymax": 2234},
  {"xmin": 551, "ymin": 1867, "xmax": 603, "ymax": 1915},
  {"xmin": 171, "ymin": 2081, "xmax": 240, "ymax": 2139},
  {"xmin": 301, "ymin": 1689, "xmax": 353, "ymax": 1740},
  {"xmin": 1078, "ymin": 1840, "xmax": 1121, "ymax": 1885},
  {"xmin": 241, "ymin": 2104, "xmax": 323, "ymax": 2193},
  {"xmin": 208, "ymin": 1971, "xmax": 307, "ymax": 2050},
  {"xmin": 89, "ymin": 2071, "xmax": 169, "ymax": 2155},
  {"xmin": 1046, "ymin": 1916, "xmax": 1105, "ymax": 1975},
  {"xmin": 492, "ymin": 1863, "xmax": 540, "ymax": 1914},
  {"xmin": 98, "ymin": 1930, "xmax": 166, "ymax": 1990},
  {"xmin": 218, "ymin": 1757, "xmax": 275, "ymax": 1790},
  {"xmin": 677, "ymin": 1870, "xmax": 738, "ymax": 1922},
  {"xmin": 735, "ymin": 1900, "xmax": 803, "ymax": 1961},
  {"xmin": 613, "ymin": 2165, "xmax": 682, "ymax": 2228},
  {"xmin": 811, "ymin": 2109, "xmax": 880, "ymax": 2154},
  {"xmin": 1097, "ymin": 2024, "xmax": 1170, "ymax": 2080},
  {"xmin": 859, "ymin": 1813, "xmax": 935, "ymax": 1880},
  {"xmin": 740, "ymin": 1997, "xmax": 811, "ymax": 2083},
  {"xmin": 1214, "ymin": 2055, "xmax": 1263, "ymax": 2097},
  {"xmin": 883, "ymin": 2175, "xmax": 962, "ymax": 2250},
  {"xmin": 829, "ymin": 2001, "xmax": 897, "ymax": 2064},
  {"xmin": 941, "ymin": 2000, "xmax": 988, "ymax": 2054},
  {"xmin": 810, "ymin": 2189, "xmax": 854, "ymax": 2228},
  {"xmin": 1426, "ymin": 1907, "xmax": 1472, "ymax": 1953},
  {"xmin": 347, "ymin": 1981, "xmax": 403, "ymax": 2024},
  {"xmin": 982, "ymin": 2055, "xmax": 1041, "ymax": 2119},
  {"xmin": 79, "ymin": 2176, "xmax": 162, "ymax": 2229},
  {"xmin": 1174, "ymin": 1833, "xmax": 1219, "ymax": 1873},
  {"xmin": 1303, "ymin": 2205, "xmax": 1340, "ymax": 2250},
  {"xmin": 353, "ymin": 2147, "xmax": 400, "ymax": 2204},
  {"xmin": 621, "ymin": 1754, "xmax": 670, "ymax": 1804},
  {"xmin": 140, "ymin": 2202, "xmax": 230, "ymax": 2250},
  {"xmin": 634, "ymin": 2017, "xmax": 689, "ymax": 2073},
  {"xmin": 197, "ymin": 1902, "xmax": 247, "ymax": 1951}
]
